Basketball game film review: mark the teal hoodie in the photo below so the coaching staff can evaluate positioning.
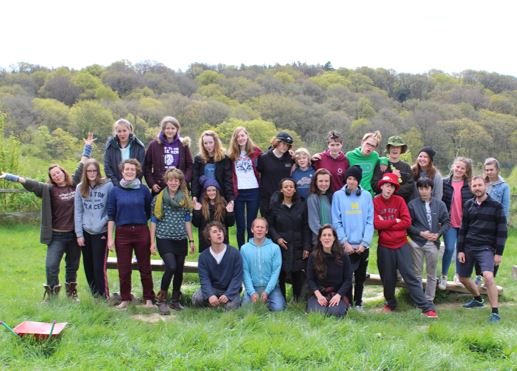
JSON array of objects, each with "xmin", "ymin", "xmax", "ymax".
[
  {"xmin": 240, "ymin": 237, "xmax": 282, "ymax": 295},
  {"xmin": 346, "ymin": 147, "xmax": 388, "ymax": 194}
]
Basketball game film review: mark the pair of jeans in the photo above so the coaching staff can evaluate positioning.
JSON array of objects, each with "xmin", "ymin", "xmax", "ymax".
[
  {"xmin": 242, "ymin": 286, "xmax": 286, "ymax": 311},
  {"xmin": 191, "ymin": 288, "xmax": 241, "ymax": 310},
  {"xmin": 442, "ymin": 227, "xmax": 459, "ymax": 276},
  {"xmin": 46, "ymin": 231, "xmax": 81, "ymax": 287},
  {"xmin": 307, "ymin": 295, "xmax": 347, "ymax": 317},
  {"xmin": 234, "ymin": 188, "xmax": 260, "ymax": 248},
  {"xmin": 82, "ymin": 231, "xmax": 109, "ymax": 298},
  {"xmin": 410, "ymin": 241, "xmax": 439, "ymax": 301},
  {"xmin": 115, "ymin": 224, "xmax": 155, "ymax": 301}
]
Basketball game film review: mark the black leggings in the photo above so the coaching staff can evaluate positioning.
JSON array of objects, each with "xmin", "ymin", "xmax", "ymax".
[
  {"xmin": 346, "ymin": 249, "xmax": 369, "ymax": 306},
  {"xmin": 156, "ymin": 239, "xmax": 187, "ymax": 292}
]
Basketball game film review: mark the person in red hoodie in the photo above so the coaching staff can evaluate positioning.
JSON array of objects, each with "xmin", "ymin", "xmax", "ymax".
[
  {"xmin": 374, "ymin": 173, "xmax": 438, "ymax": 318},
  {"xmin": 312, "ymin": 131, "xmax": 349, "ymax": 192}
]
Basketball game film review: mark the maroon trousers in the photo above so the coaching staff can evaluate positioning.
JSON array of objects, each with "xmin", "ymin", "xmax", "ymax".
[{"xmin": 115, "ymin": 224, "xmax": 155, "ymax": 301}]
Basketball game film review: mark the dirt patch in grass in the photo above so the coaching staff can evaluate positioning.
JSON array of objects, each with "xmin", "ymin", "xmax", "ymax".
[{"xmin": 131, "ymin": 313, "xmax": 176, "ymax": 323}]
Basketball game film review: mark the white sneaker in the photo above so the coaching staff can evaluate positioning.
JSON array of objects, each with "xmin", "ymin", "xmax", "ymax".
[
  {"xmin": 354, "ymin": 305, "xmax": 365, "ymax": 312},
  {"xmin": 438, "ymin": 275, "xmax": 447, "ymax": 290}
]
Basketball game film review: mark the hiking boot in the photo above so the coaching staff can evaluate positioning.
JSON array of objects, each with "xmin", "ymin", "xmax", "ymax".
[
  {"xmin": 43, "ymin": 284, "xmax": 61, "ymax": 301},
  {"xmin": 488, "ymin": 313, "xmax": 501, "ymax": 323},
  {"xmin": 463, "ymin": 298, "xmax": 484, "ymax": 309},
  {"xmin": 156, "ymin": 290, "xmax": 170, "ymax": 315},
  {"xmin": 65, "ymin": 282, "xmax": 79, "ymax": 301},
  {"xmin": 438, "ymin": 275, "xmax": 447, "ymax": 290},
  {"xmin": 422, "ymin": 310, "xmax": 439, "ymax": 319},
  {"xmin": 170, "ymin": 290, "xmax": 184, "ymax": 311}
]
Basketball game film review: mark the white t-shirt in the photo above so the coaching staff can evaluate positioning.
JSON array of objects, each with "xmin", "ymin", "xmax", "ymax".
[
  {"xmin": 210, "ymin": 246, "xmax": 227, "ymax": 264},
  {"xmin": 234, "ymin": 151, "xmax": 259, "ymax": 190}
]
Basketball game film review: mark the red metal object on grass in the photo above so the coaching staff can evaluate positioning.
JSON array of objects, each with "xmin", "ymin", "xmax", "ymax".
[{"xmin": 13, "ymin": 321, "xmax": 67, "ymax": 340}]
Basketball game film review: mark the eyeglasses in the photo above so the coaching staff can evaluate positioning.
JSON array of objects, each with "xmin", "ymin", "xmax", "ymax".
[{"xmin": 365, "ymin": 142, "xmax": 377, "ymax": 148}]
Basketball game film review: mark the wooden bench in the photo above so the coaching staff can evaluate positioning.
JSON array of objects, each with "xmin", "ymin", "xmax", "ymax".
[{"xmin": 106, "ymin": 257, "xmax": 502, "ymax": 294}]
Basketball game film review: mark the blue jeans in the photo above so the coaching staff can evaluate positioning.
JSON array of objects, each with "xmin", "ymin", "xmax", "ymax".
[
  {"xmin": 242, "ymin": 286, "xmax": 286, "ymax": 311},
  {"xmin": 442, "ymin": 227, "xmax": 459, "ymax": 276},
  {"xmin": 234, "ymin": 188, "xmax": 260, "ymax": 248},
  {"xmin": 46, "ymin": 231, "xmax": 81, "ymax": 287}
]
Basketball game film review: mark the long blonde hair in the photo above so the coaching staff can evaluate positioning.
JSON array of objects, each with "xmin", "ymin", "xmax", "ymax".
[
  {"xmin": 228, "ymin": 126, "xmax": 258, "ymax": 161},
  {"xmin": 449, "ymin": 156, "xmax": 473, "ymax": 184},
  {"xmin": 198, "ymin": 130, "xmax": 226, "ymax": 163}
]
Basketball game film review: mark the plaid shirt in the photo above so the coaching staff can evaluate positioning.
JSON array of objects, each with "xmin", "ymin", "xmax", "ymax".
[{"xmin": 457, "ymin": 194, "xmax": 507, "ymax": 255}]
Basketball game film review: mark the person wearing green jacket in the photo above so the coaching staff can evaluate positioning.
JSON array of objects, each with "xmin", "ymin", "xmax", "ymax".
[{"xmin": 346, "ymin": 130, "xmax": 388, "ymax": 195}]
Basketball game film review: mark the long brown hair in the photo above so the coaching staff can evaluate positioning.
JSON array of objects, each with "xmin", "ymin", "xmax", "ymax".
[
  {"xmin": 201, "ymin": 186, "xmax": 227, "ymax": 222},
  {"xmin": 47, "ymin": 164, "xmax": 73, "ymax": 187},
  {"xmin": 79, "ymin": 159, "xmax": 108, "ymax": 198},
  {"xmin": 228, "ymin": 126, "xmax": 258, "ymax": 161},
  {"xmin": 312, "ymin": 225, "xmax": 343, "ymax": 280},
  {"xmin": 412, "ymin": 153, "xmax": 437, "ymax": 181},
  {"xmin": 449, "ymin": 156, "xmax": 473, "ymax": 184},
  {"xmin": 309, "ymin": 168, "xmax": 333, "ymax": 196},
  {"xmin": 198, "ymin": 130, "xmax": 226, "ymax": 163}
]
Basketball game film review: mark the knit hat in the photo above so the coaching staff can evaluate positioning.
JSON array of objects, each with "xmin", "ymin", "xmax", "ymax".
[
  {"xmin": 386, "ymin": 136, "xmax": 408, "ymax": 154},
  {"xmin": 200, "ymin": 175, "xmax": 221, "ymax": 191},
  {"xmin": 276, "ymin": 131, "xmax": 294, "ymax": 145},
  {"xmin": 418, "ymin": 146, "xmax": 436, "ymax": 162},
  {"xmin": 378, "ymin": 173, "xmax": 400, "ymax": 191},
  {"xmin": 345, "ymin": 165, "xmax": 363, "ymax": 183}
]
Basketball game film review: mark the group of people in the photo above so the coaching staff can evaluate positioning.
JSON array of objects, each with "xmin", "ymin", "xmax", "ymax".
[{"xmin": 0, "ymin": 116, "xmax": 510, "ymax": 322}]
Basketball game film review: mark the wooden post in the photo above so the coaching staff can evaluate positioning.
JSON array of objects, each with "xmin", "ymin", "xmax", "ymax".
[{"xmin": 512, "ymin": 265, "xmax": 517, "ymax": 280}]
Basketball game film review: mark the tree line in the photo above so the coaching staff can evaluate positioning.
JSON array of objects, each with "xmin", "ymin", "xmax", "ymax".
[{"xmin": 1, "ymin": 60, "xmax": 516, "ymax": 173}]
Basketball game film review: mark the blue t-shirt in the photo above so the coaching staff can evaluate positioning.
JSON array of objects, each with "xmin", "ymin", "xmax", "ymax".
[{"xmin": 291, "ymin": 167, "xmax": 315, "ymax": 200}]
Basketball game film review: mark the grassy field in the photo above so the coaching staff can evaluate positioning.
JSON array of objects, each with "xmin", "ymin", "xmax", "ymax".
[{"xmin": 0, "ymin": 224, "xmax": 516, "ymax": 370}]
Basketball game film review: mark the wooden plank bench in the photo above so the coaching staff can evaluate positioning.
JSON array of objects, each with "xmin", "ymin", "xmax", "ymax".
[{"xmin": 106, "ymin": 257, "xmax": 502, "ymax": 294}]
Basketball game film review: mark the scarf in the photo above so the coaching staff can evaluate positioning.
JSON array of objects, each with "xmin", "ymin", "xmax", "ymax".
[
  {"xmin": 119, "ymin": 178, "xmax": 141, "ymax": 189},
  {"xmin": 154, "ymin": 187, "xmax": 190, "ymax": 220}
]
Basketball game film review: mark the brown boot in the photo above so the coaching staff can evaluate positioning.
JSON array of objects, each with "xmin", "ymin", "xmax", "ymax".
[
  {"xmin": 43, "ymin": 284, "xmax": 52, "ymax": 301},
  {"xmin": 156, "ymin": 290, "xmax": 170, "ymax": 315},
  {"xmin": 65, "ymin": 282, "xmax": 79, "ymax": 301},
  {"xmin": 170, "ymin": 290, "xmax": 184, "ymax": 311}
]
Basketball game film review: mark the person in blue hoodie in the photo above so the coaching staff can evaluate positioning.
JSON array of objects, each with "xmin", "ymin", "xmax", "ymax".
[
  {"xmin": 331, "ymin": 165, "xmax": 374, "ymax": 311},
  {"xmin": 240, "ymin": 217, "xmax": 286, "ymax": 311},
  {"xmin": 74, "ymin": 158, "xmax": 113, "ymax": 299}
]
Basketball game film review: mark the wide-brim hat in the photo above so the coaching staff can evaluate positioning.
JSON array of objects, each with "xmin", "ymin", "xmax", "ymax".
[{"xmin": 386, "ymin": 136, "xmax": 407, "ymax": 154}]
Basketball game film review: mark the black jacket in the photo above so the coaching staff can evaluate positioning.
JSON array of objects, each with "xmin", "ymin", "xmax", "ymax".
[
  {"xmin": 191, "ymin": 155, "xmax": 234, "ymax": 202},
  {"xmin": 104, "ymin": 134, "xmax": 145, "ymax": 186},
  {"xmin": 267, "ymin": 191, "xmax": 311, "ymax": 272},
  {"xmin": 257, "ymin": 150, "xmax": 294, "ymax": 204},
  {"xmin": 442, "ymin": 176, "xmax": 474, "ymax": 212},
  {"xmin": 371, "ymin": 160, "xmax": 414, "ymax": 202}
]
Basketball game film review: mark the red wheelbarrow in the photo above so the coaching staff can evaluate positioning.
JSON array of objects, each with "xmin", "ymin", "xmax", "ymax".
[{"xmin": 1, "ymin": 320, "xmax": 67, "ymax": 340}]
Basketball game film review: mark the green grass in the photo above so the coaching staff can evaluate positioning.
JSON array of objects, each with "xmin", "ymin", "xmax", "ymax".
[{"xmin": 0, "ymin": 224, "xmax": 516, "ymax": 369}]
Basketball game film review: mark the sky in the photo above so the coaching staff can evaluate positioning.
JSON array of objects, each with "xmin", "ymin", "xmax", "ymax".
[{"xmin": 2, "ymin": 0, "xmax": 517, "ymax": 76}]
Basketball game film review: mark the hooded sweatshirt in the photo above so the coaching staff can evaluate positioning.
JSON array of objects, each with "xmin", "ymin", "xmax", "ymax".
[
  {"xmin": 373, "ymin": 194, "xmax": 412, "ymax": 248},
  {"xmin": 74, "ymin": 180, "xmax": 114, "ymax": 237},
  {"xmin": 240, "ymin": 237, "xmax": 282, "ymax": 295},
  {"xmin": 331, "ymin": 186, "xmax": 374, "ymax": 248},
  {"xmin": 346, "ymin": 147, "xmax": 388, "ymax": 195},
  {"xmin": 313, "ymin": 150, "xmax": 349, "ymax": 192}
]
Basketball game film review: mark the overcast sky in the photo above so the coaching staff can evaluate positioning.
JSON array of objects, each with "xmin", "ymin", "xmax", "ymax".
[{"xmin": 2, "ymin": 0, "xmax": 517, "ymax": 76}]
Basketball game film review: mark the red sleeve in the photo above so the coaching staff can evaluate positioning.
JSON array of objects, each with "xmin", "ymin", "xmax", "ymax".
[
  {"xmin": 373, "ymin": 198, "xmax": 397, "ymax": 230},
  {"xmin": 391, "ymin": 197, "xmax": 412, "ymax": 230}
]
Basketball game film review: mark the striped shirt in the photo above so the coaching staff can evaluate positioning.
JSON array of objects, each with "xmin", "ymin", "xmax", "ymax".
[{"xmin": 457, "ymin": 194, "xmax": 507, "ymax": 255}]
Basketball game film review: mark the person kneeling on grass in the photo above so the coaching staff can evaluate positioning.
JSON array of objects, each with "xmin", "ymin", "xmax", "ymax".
[
  {"xmin": 457, "ymin": 176, "xmax": 507, "ymax": 323},
  {"xmin": 192, "ymin": 221, "xmax": 243, "ymax": 310},
  {"xmin": 240, "ymin": 217, "xmax": 286, "ymax": 311},
  {"xmin": 306, "ymin": 225, "xmax": 353, "ymax": 318},
  {"xmin": 407, "ymin": 177, "xmax": 450, "ymax": 302},
  {"xmin": 374, "ymin": 173, "xmax": 438, "ymax": 318}
]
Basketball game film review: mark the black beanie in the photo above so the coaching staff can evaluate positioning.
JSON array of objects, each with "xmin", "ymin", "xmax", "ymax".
[
  {"xmin": 345, "ymin": 165, "xmax": 363, "ymax": 183},
  {"xmin": 419, "ymin": 146, "xmax": 436, "ymax": 161}
]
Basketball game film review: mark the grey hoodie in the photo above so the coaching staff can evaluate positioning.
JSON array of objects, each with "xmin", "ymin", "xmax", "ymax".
[{"xmin": 74, "ymin": 180, "xmax": 114, "ymax": 237}]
